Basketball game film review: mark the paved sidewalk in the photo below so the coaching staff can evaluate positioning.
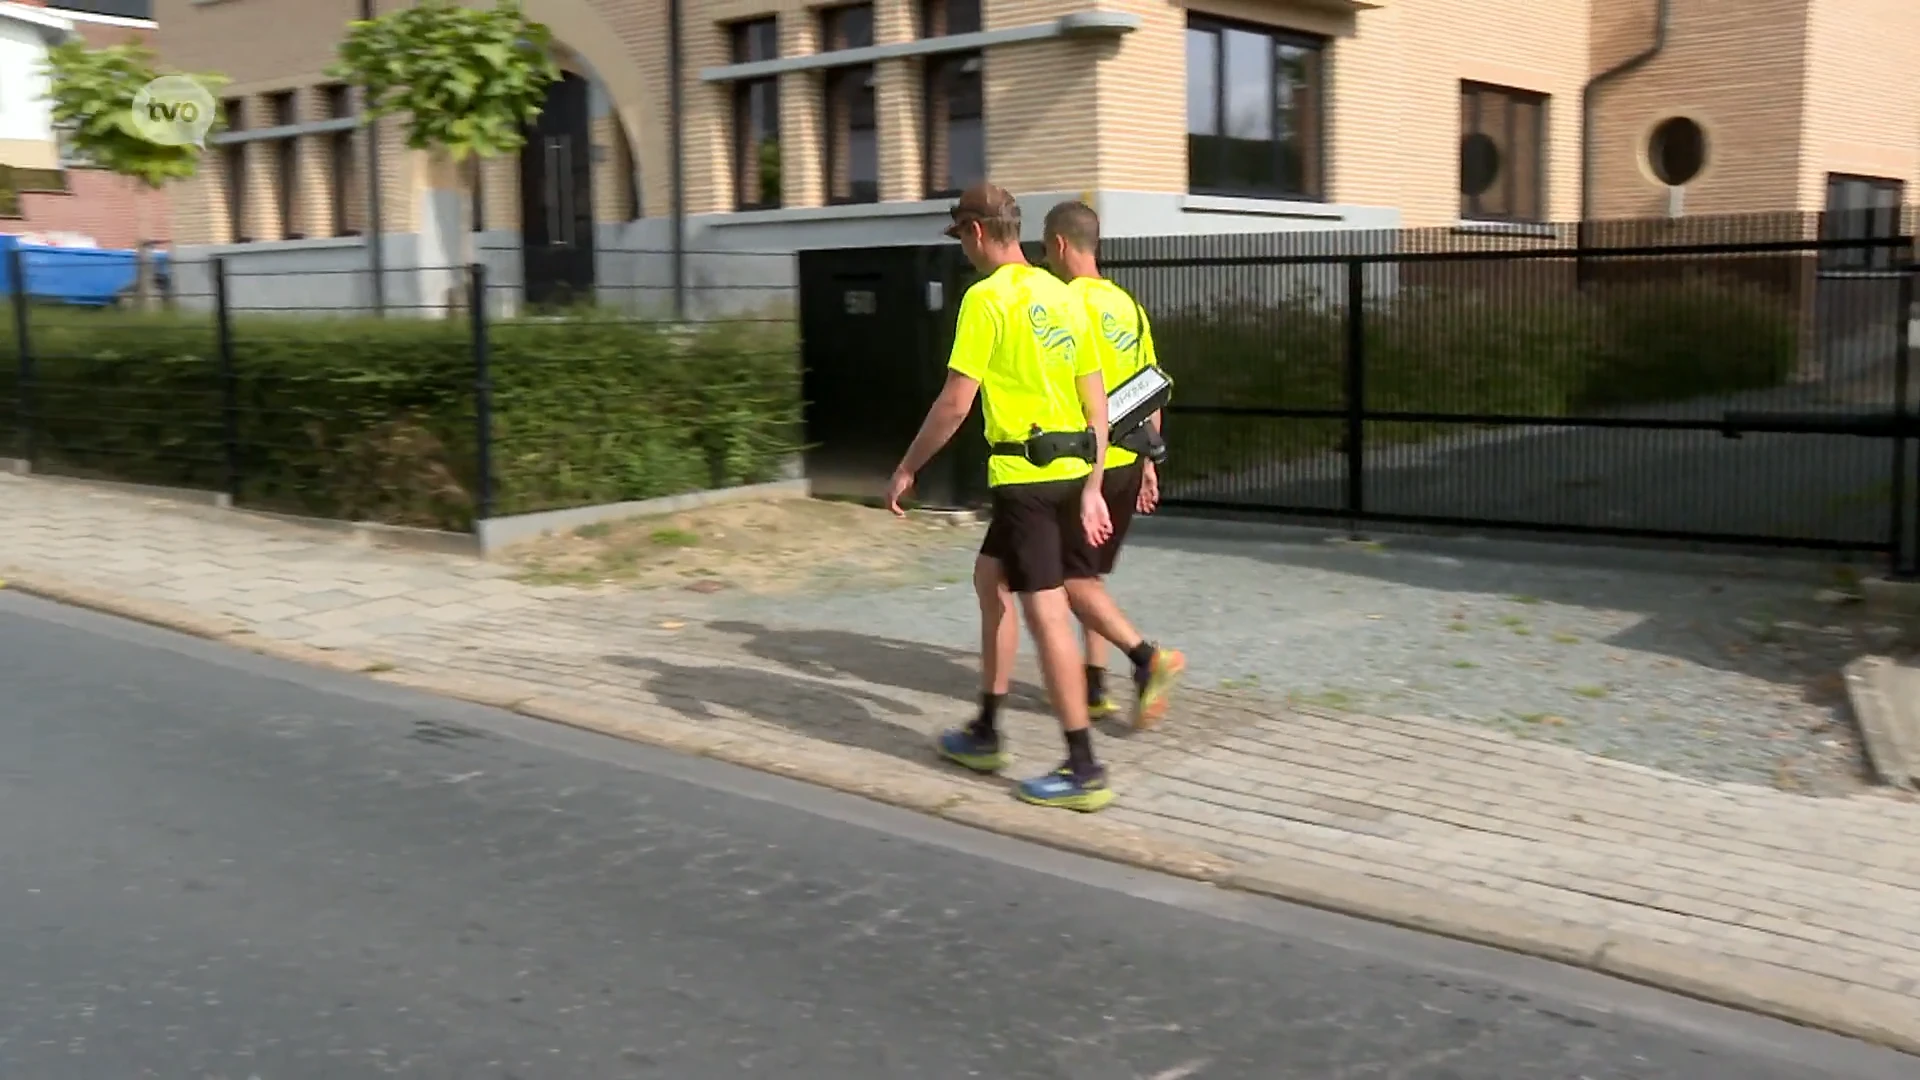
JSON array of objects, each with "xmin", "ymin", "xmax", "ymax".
[{"xmin": 3, "ymin": 472, "xmax": 1919, "ymax": 1051}]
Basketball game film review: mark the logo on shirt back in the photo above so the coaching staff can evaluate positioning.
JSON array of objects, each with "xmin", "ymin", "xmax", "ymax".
[
  {"xmin": 1026, "ymin": 303, "xmax": 1079, "ymax": 366},
  {"xmin": 1098, "ymin": 309, "xmax": 1139, "ymax": 354}
]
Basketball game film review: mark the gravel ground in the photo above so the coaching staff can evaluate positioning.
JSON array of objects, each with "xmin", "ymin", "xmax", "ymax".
[{"xmin": 651, "ymin": 516, "xmax": 1910, "ymax": 795}]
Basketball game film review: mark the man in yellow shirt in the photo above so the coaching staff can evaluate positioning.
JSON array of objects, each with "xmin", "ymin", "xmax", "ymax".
[
  {"xmin": 1039, "ymin": 200, "xmax": 1185, "ymax": 726},
  {"xmin": 883, "ymin": 183, "xmax": 1123, "ymax": 812}
]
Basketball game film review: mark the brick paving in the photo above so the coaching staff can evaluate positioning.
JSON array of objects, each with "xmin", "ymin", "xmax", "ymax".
[{"xmin": 5, "ymin": 471, "xmax": 1920, "ymax": 1019}]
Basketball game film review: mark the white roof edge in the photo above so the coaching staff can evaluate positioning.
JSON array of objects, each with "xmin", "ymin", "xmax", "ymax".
[
  {"xmin": 0, "ymin": 2, "xmax": 77, "ymax": 36},
  {"xmin": 46, "ymin": 8, "xmax": 156, "ymax": 29}
]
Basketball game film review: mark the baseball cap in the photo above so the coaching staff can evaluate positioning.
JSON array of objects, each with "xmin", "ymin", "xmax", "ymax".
[{"xmin": 944, "ymin": 183, "xmax": 1020, "ymax": 238}]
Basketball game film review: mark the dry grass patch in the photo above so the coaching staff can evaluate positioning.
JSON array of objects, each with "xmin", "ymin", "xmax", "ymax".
[{"xmin": 507, "ymin": 498, "xmax": 982, "ymax": 594}]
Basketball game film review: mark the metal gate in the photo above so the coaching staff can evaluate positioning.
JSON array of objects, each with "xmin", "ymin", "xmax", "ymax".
[
  {"xmin": 1102, "ymin": 228, "xmax": 1919, "ymax": 576},
  {"xmin": 797, "ymin": 243, "xmax": 989, "ymax": 507}
]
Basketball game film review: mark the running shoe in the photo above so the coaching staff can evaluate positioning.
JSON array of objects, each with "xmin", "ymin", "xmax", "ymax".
[
  {"xmin": 936, "ymin": 727, "xmax": 1008, "ymax": 773},
  {"xmin": 1015, "ymin": 762, "xmax": 1115, "ymax": 813},
  {"xmin": 1132, "ymin": 647, "xmax": 1187, "ymax": 731}
]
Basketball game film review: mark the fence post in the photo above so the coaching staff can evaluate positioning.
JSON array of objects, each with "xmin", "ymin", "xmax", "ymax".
[
  {"xmin": 212, "ymin": 257, "xmax": 241, "ymax": 504},
  {"xmin": 469, "ymin": 262, "xmax": 494, "ymax": 524},
  {"xmin": 7, "ymin": 244, "xmax": 34, "ymax": 468},
  {"xmin": 1343, "ymin": 258, "xmax": 1367, "ymax": 536},
  {"xmin": 1893, "ymin": 266, "xmax": 1916, "ymax": 580}
]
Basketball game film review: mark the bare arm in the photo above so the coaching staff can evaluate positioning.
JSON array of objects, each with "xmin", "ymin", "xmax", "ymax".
[
  {"xmin": 1076, "ymin": 370, "xmax": 1109, "ymax": 491},
  {"xmin": 895, "ymin": 371, "xmax": 980, "ymax": 477}
]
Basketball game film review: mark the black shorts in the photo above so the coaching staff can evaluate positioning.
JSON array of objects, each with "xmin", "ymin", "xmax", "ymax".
[
  {"xmin": 979, "ymin": 478, "xmax": 1099, "ymax": 594},
  {"xmin": 1092, "ymin": 461, "xmax": 1144, "ymax": 576}
]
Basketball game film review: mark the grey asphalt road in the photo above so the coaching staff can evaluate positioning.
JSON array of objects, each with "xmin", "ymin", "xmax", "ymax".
[{"xmin": 2, "ymin": 593, "xmax": 1915, "ymax": 1080}]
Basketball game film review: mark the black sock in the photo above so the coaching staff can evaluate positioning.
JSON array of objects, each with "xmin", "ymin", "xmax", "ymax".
[
  {"xmin": 1084, "ymin": 665, "xmax": 1106, "ymax": 703},
  {"xmin": 1064, "ymin": 727, "xmax": 1096, "ymax": 774},
  {"xmin": 1124, "ymin": 641, "xmax": 1156, "ymax": 670},
  {"xmin": 968, "ymin": 693, "xmax": 1003, "ymax": 743}
]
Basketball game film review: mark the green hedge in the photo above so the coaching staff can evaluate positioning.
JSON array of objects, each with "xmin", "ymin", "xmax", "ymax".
[
  {"xmin": 1155, "ymin": 273, "xmax": 1800, "ymax": 487},
  {"xmin": 0, "ymin": 307, "xmax": 801, "ymax": 531}
]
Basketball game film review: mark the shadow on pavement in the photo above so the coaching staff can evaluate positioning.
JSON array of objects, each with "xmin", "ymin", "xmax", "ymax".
[
  {"xmin": 701, "ymin": 620, "xmax": 1049, "ymax": 707},
  {"xmin": 601, "ymin": 654, "xmax": 940, "ymax": 764}
]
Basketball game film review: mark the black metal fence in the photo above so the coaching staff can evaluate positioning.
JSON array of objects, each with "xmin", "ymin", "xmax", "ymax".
[
  {"xmin": 1, "ymin": 246, "xmax": 802, "ymax": 534},
  {"xmin": 1101, "ymin": 211, "xmax": 1920, "ymax": 576}
]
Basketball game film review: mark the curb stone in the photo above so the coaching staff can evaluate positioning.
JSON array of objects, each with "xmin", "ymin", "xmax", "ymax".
[
  {"xmin": 1224, "ymin": 861, "xmax": 1920, "ymax": 1057},
  {"xmin": 3, "ymin": 567, "xmax": 1918, "ymax": 1056},
  {"xmin": 1845, "ymin": 655, "xmax": 1920, "ymax": 790}
]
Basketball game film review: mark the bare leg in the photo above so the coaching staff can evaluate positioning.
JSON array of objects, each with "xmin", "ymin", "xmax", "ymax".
[
  {"xmin": 974, "ymin": 554, "xmax": 1018, "ymax": 697},
  {"xmin": 1065, "ymin": 577, "xmax": 1144, "ymax": 656},
  {"xmin": 1020, "ymin": 587, "xmax": 1090, "ymax": 733},
  {"xmin": 1081, "ymin": 589, "xmax": 1110, "ymax": 672},
  {"xmin": 1066, "ymin": 576, "xmax": 1186, "ymax": 731}
]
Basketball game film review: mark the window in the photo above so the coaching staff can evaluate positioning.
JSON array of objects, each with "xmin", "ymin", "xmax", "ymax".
[
  {"xmin": 322, "ymin": 84, "xmax": 360, "ymax": 237},
  {"xmin": 472, "ymin": 160, "xmax": 486, "ymax": 232},
  {"xmin": 220, "ymin": 98, "xmax": 248, "ymax": 243},
  {"xmin": 1647, "ymin": 116, "xmax": 1705, "ymax": 187},
  {"xmin": 921, "ymin": 0, "xmax": 983, "ymax": 198},
  {"xmin": 731, "ymin": 18, "xmax": 781, "ymax": 210},
  {"xmin": 1821, "ymin": 174, "xmax": 1905, "ymax": 272},
  {"xmin": 1185, "ymin": 16, "xmax": 1324, "ymax": 200},
  {"xmin": 1458, "ymin": 82, "xmax": 1545, "ymax": 223},
  {"xmin": 821, "ymin": 4, "xmax": 878, "ymax": 204},
  {"xmin": 267, "ymin": 91, "xmax": 299, "ymax": 239}
]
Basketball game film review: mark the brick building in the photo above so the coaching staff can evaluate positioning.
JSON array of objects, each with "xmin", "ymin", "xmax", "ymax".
[
  {"xmin": 0, "ymin": 0, "xmax": 167, "ymax": 250},
  {"xmin": 145, "ymin": 0, "xmax": 1920, "ymax": 309}
]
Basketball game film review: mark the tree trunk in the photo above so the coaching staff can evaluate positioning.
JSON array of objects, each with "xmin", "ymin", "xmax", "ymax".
[
  {"xmin": 132, "ymin": 176, "xmax": 156, "ymax": 312},
  {"xmin": 421, "ymin": 149, "xmax": 475, "ymax": 316}
]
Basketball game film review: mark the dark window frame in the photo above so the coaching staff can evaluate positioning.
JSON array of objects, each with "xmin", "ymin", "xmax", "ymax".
[
  {"xmin": 1821, "ymin": 173, "xmax": 1906, "ymax": 273},
  {"xmin": 820, "ymin": 3, "xmax": 879, "ymax": 205},
  {"xmin": 730, "ymin": 17, "xmax": 783, "ymax": 212},
  {"xmin": 1458, "ymin": 80, "xmax": 1547, "ymax": 224},
  {"xmin": 322, "ymin": 83, "xmax": 360, "ymax": 237},
  {"xmin": 1184, "ymin": 13, "xmax": 1327, "ymax": 202},
  {"xmin": 918, "ymin": 0, "xmax": 981, "ymax": 36},
  {"xmin": 220, "ymin": 97, "xmax": 249, "ymax": 243},
  {"xmin": 266, "ymin": 90, "xmax": 300, "ymax": 240},
  {"xmin": 920, "ymin": 0, "xmax": 984, "ymax": 199}
]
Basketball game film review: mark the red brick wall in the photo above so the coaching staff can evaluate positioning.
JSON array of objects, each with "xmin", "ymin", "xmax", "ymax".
[
  {"xmin": 8, "ymin": 169, "xmax": 173, "ymax": 249},
  {"xmin": 71, "ymin": 19, "xmax": 151, "ymax": 48}
]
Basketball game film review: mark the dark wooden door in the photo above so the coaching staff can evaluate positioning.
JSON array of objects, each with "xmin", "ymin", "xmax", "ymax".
[{"xmin": 519, "ymin": 73, "xmax": 595, "ymax": 308}]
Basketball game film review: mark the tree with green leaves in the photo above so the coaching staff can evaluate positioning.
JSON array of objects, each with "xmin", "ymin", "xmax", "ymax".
[
  {"xmin": 38, "ymin": 40, "xmax": 228, "ymax": 305},
  {"xmin": 330, "ymin": 0, "xmax": 561, "ymax": 296}
]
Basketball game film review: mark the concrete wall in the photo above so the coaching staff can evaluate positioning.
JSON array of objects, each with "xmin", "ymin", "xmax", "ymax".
[{"xmin": 171, "ymin": 233, "xmax": 425, "ymax": 315}]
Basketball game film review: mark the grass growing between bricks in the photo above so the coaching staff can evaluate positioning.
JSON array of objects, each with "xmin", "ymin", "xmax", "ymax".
[{"xmin": 0, "ymin": 307, "xmax": 803, "ymax": 530}]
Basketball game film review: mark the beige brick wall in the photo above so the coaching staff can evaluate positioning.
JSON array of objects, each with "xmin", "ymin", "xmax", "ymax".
[
  {"xmin": 147, "ymin": 0, "xmax": 1920, "ymax": 250},
  {"xmin": 1799, "ymin": 0, "xmax": 1920, "ymax": 207},
  {"xmin": 984, "ymin": 0, "xmax": 1101, "ymax": 194},
  {"xmin": 155, "ymin": 0, "xmax": 668, "ymax": 241},
  {"xmin": 1088, "ymin": 0, "xmax": 1586, "ymax": 225},
  {"xmin": 1587, "ymin": 0, "xmax": 1812, "ymax": 220},
  {"xmin": 873, "ymin": 0, "xmax": 923, "ymax": 200}
]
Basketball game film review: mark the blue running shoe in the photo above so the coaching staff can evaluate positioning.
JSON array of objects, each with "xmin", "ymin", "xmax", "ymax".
[
  {"xmin": 936, "ymin": 727, "xmax": 1008, "ymax": 773},
  {"xmin": 1015, "ymin": 762, "xmax": 1114, "ymax": 813}
]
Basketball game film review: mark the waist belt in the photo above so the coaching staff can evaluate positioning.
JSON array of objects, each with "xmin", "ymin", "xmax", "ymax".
[{"xmin": 989, "ymin": 427, "xmax": 1097, "ymax": 467}]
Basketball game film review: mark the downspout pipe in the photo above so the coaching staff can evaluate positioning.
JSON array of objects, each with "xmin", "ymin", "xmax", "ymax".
[
  {"xmin": 1579, "ymin": 0, "xmax": 1671, "ymax": 256},
  {"xmin": 668, "ymin": 0, "xmax": 687, "ymax": 319},
  {"xmin": 359, "ymin": 0, "xmax": 386, "ymax": 316}
]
